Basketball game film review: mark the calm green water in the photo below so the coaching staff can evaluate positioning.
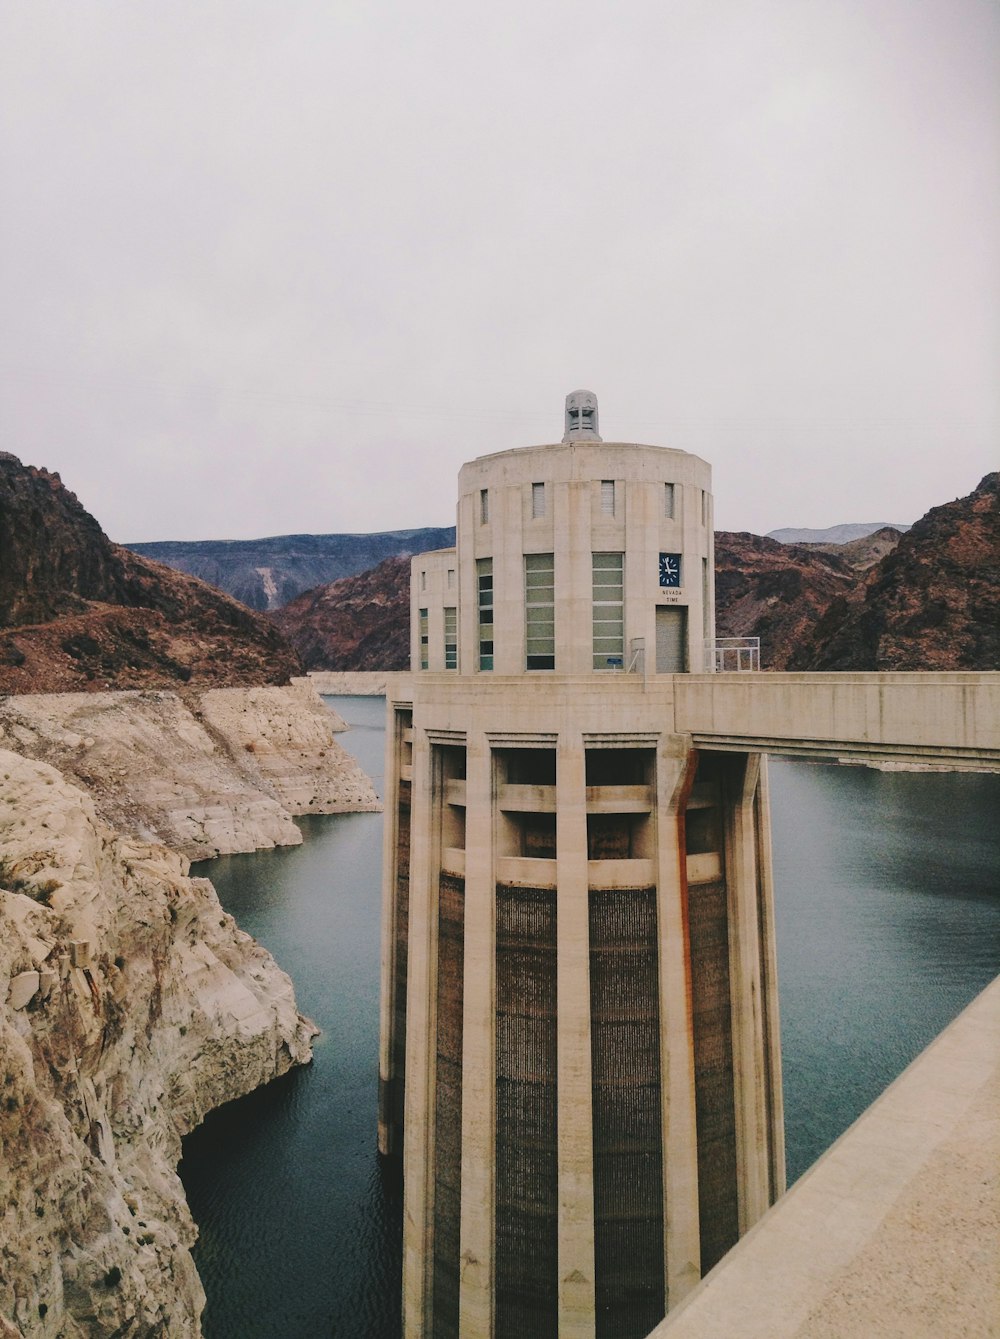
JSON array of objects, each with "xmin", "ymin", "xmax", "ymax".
[{"xmin": 181, "ymin": 697, "xmax": 1000, "ymax": 1339}]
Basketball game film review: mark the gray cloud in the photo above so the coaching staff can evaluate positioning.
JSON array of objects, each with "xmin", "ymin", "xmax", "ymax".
[{"xmin": 1, "ymin": 0, "xmax": 997, "ymax": 542}]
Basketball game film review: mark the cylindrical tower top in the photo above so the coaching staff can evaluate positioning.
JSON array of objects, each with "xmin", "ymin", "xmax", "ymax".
[{"xmin": 563, "ymin": 389, "xmax": 602, "ymax": 442}]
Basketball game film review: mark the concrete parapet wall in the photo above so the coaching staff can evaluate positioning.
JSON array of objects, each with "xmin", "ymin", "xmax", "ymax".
[
  {"xmin": 303, "ymin": 671, "xmax": 409, "ymax": 697},
  {"xmin": 647, "ymin": 974, "xmax": 1000, "ymax": 1339}
]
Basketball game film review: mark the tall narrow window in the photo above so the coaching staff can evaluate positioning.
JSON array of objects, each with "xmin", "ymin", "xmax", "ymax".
[
  {"xmin": 592, "ymin": 552, "xmax": 624, "ymax": 670},
  {"xmin": 600, "ymin": 480, "xmax": 616, "ymax": 515},
  {"xmin": 481, "ymin": 489, "xmax": 489, "ymax": 524},
  {"xmin": 419, "ymin": 609, "xmax": 429, "ymax": 670},
  {"xmin": 664, "ymin": 483, "xmax": 675, "ymax": 519},
  {"xmin": 531, "ymin": 482, "xmax": 546, "ymax": 519},
  {"xmin": 447, "ymin": 568, "xmax": 455, "ymax": 589},
  {"xmin": 702, "ymin": 489, "xmax": 710, "ymax": 526},
  {"xmin": 444, "ymin": 607, "xmax": 457, "ymax": 669},
  {"xmin": 420, "ymin": 570, "xmax": 427, "ymax": 591},
  {"xmin": 525, "ymin": 553, "xmax": 555, "ymax": 669},
  {"xmin": 477, "ymin": 558, "xmax": 493, "ymax": 671}
]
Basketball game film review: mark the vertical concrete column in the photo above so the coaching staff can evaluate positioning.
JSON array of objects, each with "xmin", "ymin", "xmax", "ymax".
[
  {"xmin": 457, "ymin": 492, "xmax": 478, "ymax": 673},
  {"xmin": 723, "ymin": 753, "xmax": 772, "ymax": 1232},
  {"xmin": 625, "ymin": 481, "xmax": 658, "ymax": 667},
  {"xmin": 655, "ymin": 739, "xmax": 702, "ymax": 1308},
  {"xmin": 496, "ymin": 484, "xmax": 526, "ymax": 675},
  {"xmin": 378, "ymin": 700, "xmax": 402, "ymax": 1156},
  {"xmin": 458, "ymin": 731, "xmax": 496, "ymax": 1337},
  {"xmin": 555, "ymin": 732, "xmax": 596, "ymax": 1338},
  {"xmin": 755, "ymin": 756, "xmax": 786, "ymax": 1201},
  {"xmin": 402, "ymin": 724, "xmax": 439, "ymax": 1338},
  {"xmin": 703, "ymin": 506, "xmax": 716, "ymax": 666},
  {"xmin": 410, "ymin": 575, "xmax": 420, "ymax": 674},
  {"xmin": 558, "ymin": 478, "xmax": 594, "ymax": 675}
]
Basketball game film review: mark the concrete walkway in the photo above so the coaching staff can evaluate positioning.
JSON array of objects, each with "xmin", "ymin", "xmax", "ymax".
[{"xmin": 651, "ymin": 976, "xmax": 1000, "ymax": 1338}]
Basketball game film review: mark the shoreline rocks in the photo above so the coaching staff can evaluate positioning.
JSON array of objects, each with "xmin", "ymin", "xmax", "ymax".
[
  {"xmin": 0, "ymin": 682, "xmax": 382, "ymax": 1335},
  {"xmin": 0, "ymin": 683, "xmax": 381, "ymax": 859},
  {"xmin": 0, "ymin": 751, "xmax": 317, "ymax": 1337}
]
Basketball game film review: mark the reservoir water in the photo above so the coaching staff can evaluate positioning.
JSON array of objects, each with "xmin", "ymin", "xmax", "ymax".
[{"xmin": 181, "ymin": 695, "xmax": 1000, "ymax": 1339}]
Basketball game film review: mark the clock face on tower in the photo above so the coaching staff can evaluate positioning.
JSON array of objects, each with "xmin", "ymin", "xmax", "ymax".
[{"xmin": 659, "ymin": 553, "xmax": 681, "ymax": 587}]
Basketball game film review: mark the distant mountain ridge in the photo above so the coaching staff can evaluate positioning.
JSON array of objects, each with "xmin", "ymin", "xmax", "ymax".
[
  {"xmin": 128, "ymin": 527, "xmax": 457, "ymax": 611},
  {"xmin": 767, "ymin": 521, "xmax": 910, "ymax": 544},
  {"xmin": 794, "ymin": 527, "xmax": 906, "ymax": 571},
  {"xmin": 129, "ymin": 522, "xmax": 911, "ymax": 614}
]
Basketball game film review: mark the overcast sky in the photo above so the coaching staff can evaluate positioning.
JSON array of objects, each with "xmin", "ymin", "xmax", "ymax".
[{"xmin": 1, "ymin": 0, "xmax": 997, "ymax": 543}]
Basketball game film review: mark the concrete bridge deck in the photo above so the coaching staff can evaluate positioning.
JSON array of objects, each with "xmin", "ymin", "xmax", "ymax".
[
  {"xmin": 311, "ymin": 670, "xmax": 1000, "ymax": 771},
  {"xmin": 675, "ymin": 671, "xmax": 1000, "ymax": 770},
  {"xmin": 649, "ymin": 975, "xmax": 1000, "ymax": 1339}
]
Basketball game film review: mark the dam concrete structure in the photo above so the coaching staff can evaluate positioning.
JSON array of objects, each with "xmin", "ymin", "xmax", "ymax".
[{"xmin": 377, "ymin": 394, "xmax": 1000, "ymax": 1339}]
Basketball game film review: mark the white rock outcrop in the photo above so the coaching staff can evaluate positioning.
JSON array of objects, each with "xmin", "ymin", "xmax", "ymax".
[
  {"xmin": 0, "ymin": 684, "xmax": 380, "ymax": 859},
  {"xmin": 0, "ymin": 750, "xmax": 317, "ymax": 1337}
]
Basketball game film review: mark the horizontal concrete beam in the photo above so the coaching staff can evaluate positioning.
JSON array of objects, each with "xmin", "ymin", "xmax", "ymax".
[{"xmin": 674, "ymin": 673, "xmax": 1000, "ymax": 770}]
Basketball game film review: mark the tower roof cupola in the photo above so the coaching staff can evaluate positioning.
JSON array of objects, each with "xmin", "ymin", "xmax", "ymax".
[{"xmin": 562, "ymin": 389, "xmax": 601, "ymax": 442}]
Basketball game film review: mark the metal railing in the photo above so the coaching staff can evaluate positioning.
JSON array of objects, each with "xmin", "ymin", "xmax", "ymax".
[
  {"xmin": 707, "ymin": 637, "xmax": 760, "ymax": 672},
  {"xmin": 627, "ymin": 638, "xmax": 646, "ymax": 673}
]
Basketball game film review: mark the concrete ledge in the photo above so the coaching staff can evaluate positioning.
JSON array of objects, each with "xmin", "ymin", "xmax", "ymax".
[
  {"xmin": 649, "ymin": 975, "xmax": 1000, "ymax": 1338},
  {"xmin": 304, "ymin": 671, "xmax": 407, "ymax": 696}
]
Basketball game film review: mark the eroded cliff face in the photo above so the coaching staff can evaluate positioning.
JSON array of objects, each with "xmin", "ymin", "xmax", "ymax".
[
  {"xmin": 0, "ymin": 452, "xmax": 302, "ymax": 694},
  {"xmin": 788, "ymin": 473, "xmax": 1000, "ymax": 670},
  {"xmin": 0, "ymin": 751, "xmax": 316, "ymax": 1337},
  {"xmin": 713, "ymin": 531, "xmax": 859, "ymax": 669},
  {"xmin": 0, "ymin": 684, "xmax": 380, "ymax": 859},
  {"xmin": 271, "ymin": 554, "xmax": 412, "ymax": 671}
]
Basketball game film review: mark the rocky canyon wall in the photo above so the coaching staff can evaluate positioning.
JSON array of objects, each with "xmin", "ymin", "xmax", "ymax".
[
  {"xmin": 0, "ymin": 682, "xmax": 381, "ymax": 1336},
  {"xmin": 0, "ymin": 750, "xmax": 317, "ymax": 1337}
]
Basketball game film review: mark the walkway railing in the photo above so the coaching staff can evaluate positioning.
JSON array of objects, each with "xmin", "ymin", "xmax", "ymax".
[{"xmin": 708, "ymin": 637, "xmax": 761, "ymax": 672}]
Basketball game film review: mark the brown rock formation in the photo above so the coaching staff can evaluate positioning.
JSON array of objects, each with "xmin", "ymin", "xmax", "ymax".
[
  {"xmin": 789, "ymin": 474, "xmax": 1000, "ymax": 670},
  {"xmin": 713, "ymin": 533, "xmax": 859, "ymax": 670},
  {"xmin": 0, "ymin": 452, "xmax": 133, "ymax": 625},
  {"xmin": 0, "ymin": 453, "xmax": 301, "ymax": 693},
  {"xmin": 271, "ymin": 554, "xmax": 411, "ymax": 671}
]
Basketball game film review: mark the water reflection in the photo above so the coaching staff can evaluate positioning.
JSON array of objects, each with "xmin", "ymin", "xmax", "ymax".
[
  {"xmin": 182, "ymin": 697, "xmax": 400, "ymax": 1339},
  {"xmin": 769, "ymin": 759, "xmax": 1000, "ymax": 1181}
]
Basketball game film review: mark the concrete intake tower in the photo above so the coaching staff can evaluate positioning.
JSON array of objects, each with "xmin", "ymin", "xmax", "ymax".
[{"xmin": 379, "ymin": 393, "xmax": 785, "ymax": 1338}]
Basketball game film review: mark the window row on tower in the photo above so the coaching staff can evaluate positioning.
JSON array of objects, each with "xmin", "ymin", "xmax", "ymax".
[
  {"xmin": 474, "ymin": 552, "xmax": 667, "ymax": 673},
  {"xmin": 419, "ymin": 542, "xmax": 711, "ymax": 674},
  {"xmin": 478, "ymin": 479, "xmax": 704, "ymax": 524}
]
